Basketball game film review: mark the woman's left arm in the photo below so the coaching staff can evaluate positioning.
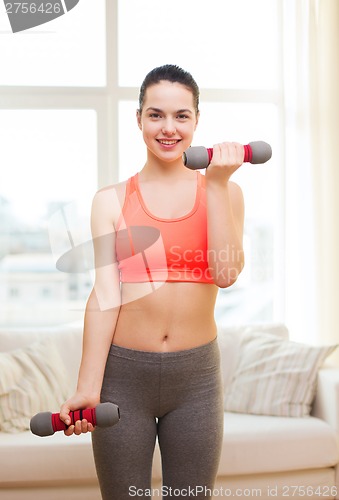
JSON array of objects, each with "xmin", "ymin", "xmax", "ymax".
[{"xmin": 205, "ymin": 142, "xmax": 245, "ymax": 288}]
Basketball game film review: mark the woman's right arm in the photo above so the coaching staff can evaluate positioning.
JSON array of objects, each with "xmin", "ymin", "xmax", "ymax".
[{"xmin": 60, "ymin": 187, "xmax": 122, "ymax": 435}]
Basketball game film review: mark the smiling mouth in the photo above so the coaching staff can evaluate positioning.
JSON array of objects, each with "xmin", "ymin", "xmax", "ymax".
[{"xmin": 157, "ymin": 139, "xmax": 181, "ymax": 146}]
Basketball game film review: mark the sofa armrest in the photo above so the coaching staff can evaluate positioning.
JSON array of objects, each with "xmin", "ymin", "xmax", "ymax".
[{"xmin": 311, "ymin": 366, "xmax": 339, "ymax": 432}]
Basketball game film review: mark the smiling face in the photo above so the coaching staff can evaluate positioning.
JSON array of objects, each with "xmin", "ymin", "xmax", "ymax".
[{"xmin": 137, "ymin": 80, "xmax": 199, "ymax": 164}]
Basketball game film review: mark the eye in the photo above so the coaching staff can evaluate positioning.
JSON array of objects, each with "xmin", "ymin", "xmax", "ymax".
[
  {"xmin": 149, "ymin": 113, "xmax": 161, "ymax": 119},
  {"xmin": 177, "ymin": 114, "xmax": 189, "ymax": 120}
]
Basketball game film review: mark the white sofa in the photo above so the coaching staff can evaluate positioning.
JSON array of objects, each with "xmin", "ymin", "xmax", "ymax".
[{"xmin": 0, "ymin": 322, "xmax": 338, "ymax": 500}]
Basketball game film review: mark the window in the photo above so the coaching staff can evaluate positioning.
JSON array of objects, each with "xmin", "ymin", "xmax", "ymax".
[
  {"xmin": 117, "ymin": 0, "xmax": 283, "ymax": 326},
  {"xmin": 0, "ymin": 0, "xmax": 283, "ymax": 327},
  {"xmin": 118, "ymin": 0, "xmax": 279, "ymax": 90},
  {"xmin": 0, "ymin": 110, "xmax": 97, "ymax": 326},
  {"xmin": 0, "ymin": 0, "xmax": 106, "ymax": 86}
]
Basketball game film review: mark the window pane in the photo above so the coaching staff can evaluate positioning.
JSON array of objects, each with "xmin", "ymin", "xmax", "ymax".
[
  {"xmin": 118, "ymin": 0, "xmax": 279, "ymax": 89},
  {"xmin": 118, "ymin": 101, "xmax": 146, "ymax": 181},
  {"xmin": 0, "ymin": 110, "xmax": 97, "ymax": 326},
  {"xmin": 195, "ymin": 102, "xmax": 279, "ymax": 325},
  {"xmin": 119, "ymin": 100, "xmax": 280, "ymax": 324},
  {"xmin": 193, "ymin": 102, "xmax": 278, "ymax": 220},
  {"xmin": 0, "ymin": 0, "xmax": 106, "ymax": 86}
]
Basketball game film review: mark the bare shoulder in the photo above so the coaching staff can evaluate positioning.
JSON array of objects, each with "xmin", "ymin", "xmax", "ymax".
[
  {"xmin": 92, "ymin": 179, "xmax": 128, "ymax": 228},
  {"xmin": 96, "ymin": 179, "xmax": 128, "ymax": 206}
]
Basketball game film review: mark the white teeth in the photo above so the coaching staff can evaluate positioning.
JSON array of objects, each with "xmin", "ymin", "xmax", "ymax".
[{"xmin": 158, "ymin": 140, "xmax": 178, "ymax": 145}]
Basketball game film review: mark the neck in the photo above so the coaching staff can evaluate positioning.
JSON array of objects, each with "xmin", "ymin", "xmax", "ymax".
[{"xmin": 140, "ymin": 151, "xmax": 195, "ymax": 181}]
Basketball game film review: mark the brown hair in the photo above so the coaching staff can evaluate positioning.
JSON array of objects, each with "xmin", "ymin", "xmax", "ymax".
[{"xmin": 138, "ymin": 64, "xmax": 200, "ymax": 115}]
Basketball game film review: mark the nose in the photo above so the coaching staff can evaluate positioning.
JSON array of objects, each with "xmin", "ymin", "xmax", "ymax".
[{"xmin": 162, "ymin": 118, "xmax": 176, "ymax": 136}]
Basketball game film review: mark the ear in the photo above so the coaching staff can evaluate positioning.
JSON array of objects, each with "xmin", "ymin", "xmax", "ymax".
[{"xmin": 136, "ymin": 110, "xmax": 142, "ymax": 130}]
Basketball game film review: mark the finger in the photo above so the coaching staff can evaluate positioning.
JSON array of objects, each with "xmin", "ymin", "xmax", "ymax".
[
  {"xmin": 220, "ymin": 142, "xmax": 243, "ymax": 166},
  {"xmin": 218, "ymin": 142, "xmax": 234, "ymax": 160},
  {"xmin": 64, "ymin": 425, "xmax": 75, "ymax": 437},
  {"xmin": 233, "ymin": 142, "xmax": 245, "ymax": 164},
  {"xmin": 80, "ymin": 419, "xmax": 90, "ymax": 434},
  {"xmin": 221, "ymin": 142, "xmax": 233, "ymax": 163},
  {"xmin": 59, "ymin": 407, "xmax": 72, "ymax": 425},
  {"xmin": 59, "ymin": 406, "xmax": 71, "ymax": 426},
  {"xmin": 73, "ymin": 420, "xmax": 83, "ymax": 436},
  {"xmin": 211, "ymin": 143, "xmax": 222, "ymax": 164},
  {"xmin": 80, "ymin": 419, "xmax": 95, "ymax": 433},
  {"xmin": 226, "ymin": 142, "xmax": 239, "ymax": 164}
]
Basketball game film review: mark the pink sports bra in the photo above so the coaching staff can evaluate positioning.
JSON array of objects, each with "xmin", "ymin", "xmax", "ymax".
[{"xmin": 115, "ymin": 172, "xmax": 214, "ymax": 284}]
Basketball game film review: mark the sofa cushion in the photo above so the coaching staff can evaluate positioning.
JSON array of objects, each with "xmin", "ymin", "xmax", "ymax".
[
  {"xmin": 219, "ymin": 412, "xmax": 339, "ymax": 476},
  {"xmin": 224, "ymin": 330, "xmax": 337, "ymax": 417},
  {"xmin": 0, "ymin": 431, "xmax": 97, "ymax": 486},
  {"xmin": 0, "ymin": 322, "xmax": 83, "ymax": 392},
  {"xmin": 218, "ymin": 323, "xmax": 289, "ymax": 390},
  {"xmin": 0, "ymin": 430, "xmax": 163, "ymax": 485},
  {"xmin": 0, "ymin": 340, "xmax": 70, "ymax": 433}
]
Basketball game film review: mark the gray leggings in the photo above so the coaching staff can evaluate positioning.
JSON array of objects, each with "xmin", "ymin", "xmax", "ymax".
[{"xmin": 91, "ymin": 338, "xmax": 224, "ymax": 500}]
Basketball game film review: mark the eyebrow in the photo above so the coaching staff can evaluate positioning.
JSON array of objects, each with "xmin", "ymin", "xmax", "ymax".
[{"xmin": 145, "ymin": 107, "xmax": 193, "ymax": 114}]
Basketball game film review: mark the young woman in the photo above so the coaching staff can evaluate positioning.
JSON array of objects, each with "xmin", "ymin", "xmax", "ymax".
[{"xmin": 60, "ymin": 64, "xmax": 245, "ymax": 499}]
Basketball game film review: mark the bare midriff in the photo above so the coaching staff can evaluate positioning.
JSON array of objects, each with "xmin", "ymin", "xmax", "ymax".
[{"xmin": 112, "ymin": 281, "xmax": 218, "ymax": 352}]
